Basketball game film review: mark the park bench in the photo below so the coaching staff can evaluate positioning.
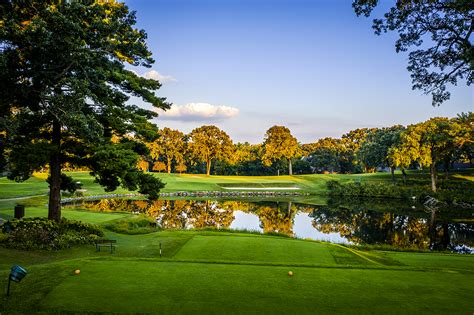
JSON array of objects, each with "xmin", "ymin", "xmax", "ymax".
[{"xmin": 95, "ymin": 239, "xmax": 116, "ymax": 253}]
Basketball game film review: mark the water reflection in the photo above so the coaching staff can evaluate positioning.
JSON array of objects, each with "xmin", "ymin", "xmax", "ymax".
[{"xmin": 67, "ymin": 197, "xmax": 473, "ymax": 253}]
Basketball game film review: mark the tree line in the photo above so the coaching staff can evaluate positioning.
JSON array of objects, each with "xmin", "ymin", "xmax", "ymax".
[{"xmin": 137, "ymin": 113, "xmax": 473, "ymax": 191}]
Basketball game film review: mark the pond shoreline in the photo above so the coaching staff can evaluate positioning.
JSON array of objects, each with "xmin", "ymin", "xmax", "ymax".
[{"xmin": 60, "ymin": 190, "xmax": 312, "ymax": 204}]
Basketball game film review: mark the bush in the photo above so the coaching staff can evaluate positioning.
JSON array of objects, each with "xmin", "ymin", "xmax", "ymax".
[
  {"xmin": 326, "ymin": 180, "xmax": 473, "ymax": 203},
  {"xmin": 0, "ymin": 217, "xmax": 103, "ymax": 250}
]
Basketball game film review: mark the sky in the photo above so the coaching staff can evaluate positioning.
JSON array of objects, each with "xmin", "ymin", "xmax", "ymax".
[{"xmin": 125, "ymin": 0, "xmax": 473, "ymax": 144}]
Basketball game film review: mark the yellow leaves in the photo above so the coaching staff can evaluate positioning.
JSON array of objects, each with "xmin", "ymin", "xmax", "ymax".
[
  {"xmin": 114, "ymin": 50, "xmax": 134, "ymax": 64},
  {"xmin": 20, "ymin": 20, "xmax": 31, "ymax": 29},
  {"xmin": 93, "ymin": 0, "xmax": 124, "ymax": 9},
  {"xmin": 137, "ymin": 158, "xmax": 149, "ymax": 172},
  {"xmin": 111, "ymin": 135, "xmax": 121, "ymax": 143}
]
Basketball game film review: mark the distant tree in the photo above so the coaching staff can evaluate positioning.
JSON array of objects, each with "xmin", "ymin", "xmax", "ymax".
[
  {"xmin": 387, "ymin": 146, "xmax": 412, "ymax": 183},
  {"xmin": 262, "ymin": 126, "xmax": 299, "ymax": 175},
  {"xmin": 0, "ymin": 1, "xmax": 169, "ymax": 221},
  {"xmin": 397, "ymin": 118, "xmax": 461, "ymax": 191},
  {"xmin": 300, "ymin": 143, "xmax": 318, "ymax": 157},
  {"xmin": 292, "ymin": 159, "xmax": 312, "ymax": 174},
  {"xmin": 148, "ymin": 127, "xmax": 186, "ymax": 173},
  {"xmin": 188, "ymin": 125, "xmax": 233, "ymax": 175},
  {"xmin": 353, "ymin": 0, "xmax": 474, "ymax": 106},
  {"xmin": 307, "ymin": 138, "xmax": 342, "ymax": 173},
  {"xmin": 342, "ymin": 128, "xmax": 376, "ymax": 173},
  {"xmin": 453, "ymin": 112, "xmax": 474, "ymax": 166},
  {"xmin": 358, "ymin": 125, "xmax": 406, "ymax": 180},
  {"xmin": 175, "ymin": 162, "xmax": 187, "ymax": 174},
  {"xmin": 152, "ymin": 161, "xmax": 167, "ymax": 173},
  {"xmin": 137, "ymin": 158, "xmax": 149, "ymax": 172}
]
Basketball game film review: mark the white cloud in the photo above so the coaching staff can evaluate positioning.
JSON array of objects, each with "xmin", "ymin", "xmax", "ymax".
[
  {"xmin": 157, "ymin": 103, "xmax": 239, "ymax": 121},
  {"xmin": 142, "ymin": 70, "xmax": 177, "ymax": 83}
]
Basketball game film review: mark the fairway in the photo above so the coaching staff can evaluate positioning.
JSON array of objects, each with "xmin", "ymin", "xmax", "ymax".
[{"xmin": 40, "ymin": 260, "xmax": 472, "ymax": 314}]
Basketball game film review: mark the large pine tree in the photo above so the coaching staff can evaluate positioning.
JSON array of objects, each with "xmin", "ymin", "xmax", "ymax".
[{"xmin": 0, "ymin": 0, "xmax": 169, "ymax": 221}]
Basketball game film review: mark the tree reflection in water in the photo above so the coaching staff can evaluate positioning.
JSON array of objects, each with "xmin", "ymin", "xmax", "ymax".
[{"xmin": 68, "ymin": 197, "xmax": 473, "ymax": 252}]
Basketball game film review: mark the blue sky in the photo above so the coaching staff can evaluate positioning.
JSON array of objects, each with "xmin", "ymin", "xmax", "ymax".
[{"xmin": 126, "ymin": 0, "xmax": 473, "ymax": 144}]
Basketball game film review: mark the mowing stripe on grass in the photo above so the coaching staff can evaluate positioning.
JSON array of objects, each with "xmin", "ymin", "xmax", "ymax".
[{"xmin": 330, "ymin": 243, "xmax": 383, "ymax": 266}]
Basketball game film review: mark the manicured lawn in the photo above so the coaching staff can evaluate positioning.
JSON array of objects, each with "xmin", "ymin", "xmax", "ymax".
[
  {"xmin": 1, "ymin": 228, "xmax": 472, "ymax": 314},
  {"xmin": 174, "ymin": 235, "xmax": 337, "ymax": 265},
  {"xmin": 40, "ymin": 260, "xmax": 473, "ymax": 314}
]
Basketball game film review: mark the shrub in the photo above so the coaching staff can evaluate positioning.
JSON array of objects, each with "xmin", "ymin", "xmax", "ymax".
[
  {"xmin": 0, "ymin": 217, "xmax": 103, "ymax": 250},
  {"xmin": 326, "ymin": 180, "xmax": 472, "ymax": 203}
]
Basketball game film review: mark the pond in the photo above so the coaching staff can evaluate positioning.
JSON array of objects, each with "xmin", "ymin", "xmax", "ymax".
[{"xmin": 65, "ymin": 197, "xmax": 474, "ymax": 253}]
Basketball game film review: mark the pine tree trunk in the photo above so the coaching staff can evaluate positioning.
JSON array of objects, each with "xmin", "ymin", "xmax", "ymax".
[
  {"xmin": 288, "ymin": 158, "xmax": 292, "ymax": 175},
  {"xmin": 430, "ymin": 163, "xmax": 437, "ymax": 192},
  {"xmin": 48, "ymin": 119, "xmax": 62, "ymax": 222}
]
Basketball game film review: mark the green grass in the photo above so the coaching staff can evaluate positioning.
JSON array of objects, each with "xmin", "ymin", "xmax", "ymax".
[
  {"xmin": 1, "ymin": 225, "xmax": 472, "ymax": 314},
  {"xmin": 39, "ymin": 260, "xmax": 473, "ymax": 314},
  {"xmin": 173, "ymin": 235, "xmax": 336, "ymax": 265},
  {"xmin": 1, "ymin": 169, "xmax": 473, "ymax": 200},
  {"xmin": 0, "ymin": 171, "xmax": 473, "ymax": 313}
]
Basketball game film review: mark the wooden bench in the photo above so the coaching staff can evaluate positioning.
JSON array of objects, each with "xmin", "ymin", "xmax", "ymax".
[{"xmin": 95, "ymin": 239, "xmax": 116, "ymax": 253}]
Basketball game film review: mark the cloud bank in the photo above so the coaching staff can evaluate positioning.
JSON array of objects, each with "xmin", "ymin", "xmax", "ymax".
[
  {"xmin": 157, "ymin": 103, "xmax": 239, "ymax": 122},
  {"xmin": 142, "ymin": 70, "xmax": 177, "ymax": 83}
]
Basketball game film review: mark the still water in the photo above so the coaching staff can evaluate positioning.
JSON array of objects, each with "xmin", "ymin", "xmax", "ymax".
[{"xmin": 66, "ymin": 197, "xmax": 474, "ymax": 253}]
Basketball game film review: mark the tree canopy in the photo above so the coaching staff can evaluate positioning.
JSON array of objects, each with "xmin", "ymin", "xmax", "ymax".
[
  {"xmin": 353, "ymin": 0, "xmax": 474, "ymax": 106},
  {"xmin": 187, "ymin": 125, "xmax": 233, "ymax": 175},
  {"xmin": 262, "ymin": 126, "xmax": 299, "ymax": 175},
  {"xmin": 358, "ymin": 125, "xmax": 405, "ymax": 178},
  {"xmin": 0, "ymin": 0, "xmax": 169, "ymax": 221},
  {"xmin": 148, "ymin": 127, "xmax": 186, "ymax": 174}
]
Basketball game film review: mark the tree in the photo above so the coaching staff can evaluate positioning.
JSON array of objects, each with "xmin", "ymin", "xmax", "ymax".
[
  {"xmin": 354, "ymin": 0, "xmax": 474, "ymax": 106},
  {"xmin": 453, "ymin": 112, "xmax": 474, "ymax": 166},
  {"xmin": 341, "ymin": 128, "xmax": 376, "ymax": 173},
  {"xmin": 397, "ymin": 118, "xmax": 461, "ymax": 191},
  {"xmin": 175, "ymin": 162, "xmax": 187, "ymax": 174},
  {"xmin": 357, "ymin": 125, "xmax": 405, "ymax": 180},
  {"xmin": 152, "ymin": 161, "xmax": 166, "ymax": 173},
  {"xmin": 261, "ymin": 126, "xmax": 299, "ymax": 175},
  {"xmin": 0, "ymin": 1, "xmax": 169, "ymax": 221},
  {"xmin": 137, "ymin": 158, "xmax": 149, "ymax": 172},
  {"xmin": 187, "ymin": 125, "xmax": 233, "ymax": 175},
  {"xmin": 307, "ymin": 138, "xmax": 342, "ymax": 173},
  {"xmin": 148, "ymin": 127, "xmax": 186, "ymax": 173}
]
